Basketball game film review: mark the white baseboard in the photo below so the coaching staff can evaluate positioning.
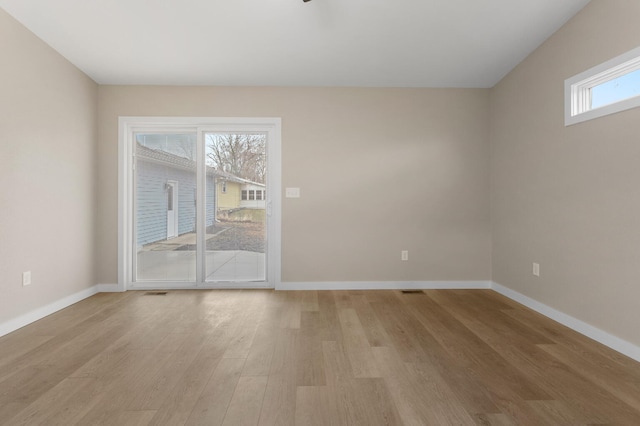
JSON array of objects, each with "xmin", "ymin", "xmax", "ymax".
[
  {"xmin": 492, "ymin": 282, "xmax": 640, "ymax": 363},
  {"xmin": 0, "ymin": 285, "xmax": 99, "ymax": 338},
  {"xmin": 276, "ymin": 281, "xmax": 492, "ymax": 291},
  {"xmin": 96, "ymin": 283, "xmax": 124, "ymax": 292}
]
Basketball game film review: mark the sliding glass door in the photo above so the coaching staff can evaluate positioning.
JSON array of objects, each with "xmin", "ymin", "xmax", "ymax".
[{"xmin": 120, "ymin": 118, "xmax": 280, "ymax": 289}]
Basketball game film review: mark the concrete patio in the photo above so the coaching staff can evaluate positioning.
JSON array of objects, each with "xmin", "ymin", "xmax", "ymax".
[
  {"xmin": 139, "ymin": 231, "xmax": 221, "ymax": 252},
  {"xmin": 136, "ymin": 249, "xmax": 265, "ymax": 282}
]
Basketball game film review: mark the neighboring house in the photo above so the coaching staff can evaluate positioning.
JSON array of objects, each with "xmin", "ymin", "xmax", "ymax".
[
  {"xmin": 216, "ymin": 170, "xmax": 266, "ymax": 211},
  {"xmin": 135, "ymin": 144, "xmax": 217, "ymax": 246},
  {"xmin": 215, "ymin": 171, "xmax": 246, "ymax": 211},
  {"xmin": 240, "ymin": 182, "xmax": 266, "ymax": 209}
]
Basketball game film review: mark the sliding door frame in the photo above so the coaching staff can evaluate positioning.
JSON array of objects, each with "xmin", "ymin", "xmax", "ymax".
[{"xmin": 118, "ymin": 116, "xmax": 281, "ymax": 290}]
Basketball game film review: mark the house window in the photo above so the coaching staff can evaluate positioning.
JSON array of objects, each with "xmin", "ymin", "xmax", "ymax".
[
  {"xmin": 167, "ymin": 185, "xmax": 174, "ymax": 211},
  {"xmin": 256, "ymin": 190, "xmax": 262, "ymax": 201},
  {"xmin": 249, "ymin": 190, "xmax": 255, "ymax": 200},
  {"xmin": 241, "ymin": 190, "xmax": 248, "ymax": 200},
  {"xmin": 565, "ymin": 45, "xmax": 640, "ymax": 125}
]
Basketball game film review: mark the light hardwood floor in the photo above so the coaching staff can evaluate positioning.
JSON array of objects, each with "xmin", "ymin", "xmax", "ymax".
[{"xmin": 0, "ymin": 289, "xmax": 639, "ymax": 425}]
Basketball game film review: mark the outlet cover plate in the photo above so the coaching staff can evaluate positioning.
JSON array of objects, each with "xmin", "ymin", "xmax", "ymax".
[{"xmin": 532, "ymin": 262, "xmax": 540, "ymax": 277}]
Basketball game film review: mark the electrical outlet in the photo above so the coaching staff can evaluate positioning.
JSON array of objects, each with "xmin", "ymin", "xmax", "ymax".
[
  {"xmin": 401, "ymin": 250, "xmax": 409, "ymax": 261},
  {"xmin": 532, "ymin": 262, "xmax": 540, "ymax": 277},
  {"xmin": 22, "ymin": 271, "xmax": 31, "ymax": 286}
]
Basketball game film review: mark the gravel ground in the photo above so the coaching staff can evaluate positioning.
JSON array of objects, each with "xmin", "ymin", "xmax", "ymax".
[
  {"xmin": 206, "ymin": 220, "xmax": 265, "ymax": 253},
  {"xmin": 177, "ymin": 220, "xmax": 265, "ymax": 253}
]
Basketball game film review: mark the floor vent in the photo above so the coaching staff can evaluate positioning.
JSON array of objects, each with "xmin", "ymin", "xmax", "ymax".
[
  {"xmin": 401, "ymin": 290, "xmax": 424, "ymax": 294},
  {"xmin": 144, "ymin": 291, "xmax": 168, "ymax": 296}
]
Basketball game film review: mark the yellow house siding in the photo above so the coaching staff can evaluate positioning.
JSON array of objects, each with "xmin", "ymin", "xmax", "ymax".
[{"xmin": 217, "ymin": 181, "xmax": 241, "ymax": 209}]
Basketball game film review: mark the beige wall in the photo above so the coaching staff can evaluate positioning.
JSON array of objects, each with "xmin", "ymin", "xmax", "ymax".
[
  {"xmin": 0, "ymin": 10, "xmax": 98, "ymax": 324},
  {"xmin": 97, "ymin": 86, "xmax": 491, "ymax": 283},
  {"xmin": 490, "ymin": 0, "xmax": 640, "ymax": 347}
]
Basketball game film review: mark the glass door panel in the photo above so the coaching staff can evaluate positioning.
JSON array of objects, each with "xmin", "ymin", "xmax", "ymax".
[
  {"xmin": 204, "ymin": 133, "xmax": 267, "ymax": 282},
  {"xmin": 135, "ymin": 133, "xmax": 197, "ymax": 282}
]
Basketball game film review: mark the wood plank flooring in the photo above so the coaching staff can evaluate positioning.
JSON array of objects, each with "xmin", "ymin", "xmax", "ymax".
[{"xmin": 0, "ymin": 289, "xmax": 639, "ymax": 425}]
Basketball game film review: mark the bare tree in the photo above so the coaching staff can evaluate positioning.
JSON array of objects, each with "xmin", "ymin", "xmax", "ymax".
[
  {"xmin": 176, "ymin": 139, "xmax": 196, "ymax": 161},
  {"xmin": 206, "ymin": 134, "xmax": 266, "ymax": 183},
  {"xmin": 136, "ymin": 134, "xmax": 197, "ymax": 161}
]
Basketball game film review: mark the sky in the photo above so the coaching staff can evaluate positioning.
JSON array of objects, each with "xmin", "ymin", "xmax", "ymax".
[{"xmin": 591, "ymin": 68, "xmax": 640, "ymax": 109}]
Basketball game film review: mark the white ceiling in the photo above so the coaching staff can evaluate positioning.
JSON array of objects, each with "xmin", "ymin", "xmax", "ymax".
[{"xmin": 1, "ymin": 0, "xmax": 590, "ymax": 88}]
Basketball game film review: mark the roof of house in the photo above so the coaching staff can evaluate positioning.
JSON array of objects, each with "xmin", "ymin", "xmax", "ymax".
[
  {"xmin": 136, "ymin": 144, "xmax": 197, "ymax": 170},
  {"xmin": 215, "ymin": 170, "xmax": 265, "ymax": 188},
  {"xmin": 136, "ymin": 144, "xmax": 248, "ymax": 183}
]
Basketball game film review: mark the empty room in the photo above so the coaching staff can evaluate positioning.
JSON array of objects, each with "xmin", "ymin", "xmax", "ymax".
[{"xmin": 1, "ymin": 0, "xmax": 640, "ymax": 424}]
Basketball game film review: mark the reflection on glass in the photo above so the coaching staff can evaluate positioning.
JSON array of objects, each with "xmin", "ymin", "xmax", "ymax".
[{"xmin": 135, "ymin": 133, "xmax": 197, "ymax": 281}]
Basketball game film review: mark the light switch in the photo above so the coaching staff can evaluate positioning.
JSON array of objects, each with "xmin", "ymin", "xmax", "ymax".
[{"xmin": 285, "ymin": 187, "xmax": 301, "ymax": 198}]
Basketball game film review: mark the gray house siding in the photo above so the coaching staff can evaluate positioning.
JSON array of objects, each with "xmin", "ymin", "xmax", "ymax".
[
  {"xmin": 206, "ymin": 178, "xmax": 215, "ymax": 227},
  {"xmin": 136, "ymin": 159, "xmax": 215, "ymax": 247}
]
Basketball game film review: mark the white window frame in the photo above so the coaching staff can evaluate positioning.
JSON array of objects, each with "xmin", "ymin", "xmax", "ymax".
[
  {"xmin": 565, "ymin": 45, "xmax": 640, "ymax": 126},
  {"xmin": 118, "ymin": 116, "xmax": 281, "ymax": 290}
]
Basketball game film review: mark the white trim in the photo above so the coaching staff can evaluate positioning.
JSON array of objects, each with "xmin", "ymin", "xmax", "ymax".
[
  {"xmin": 118, "ymin": 118, "xmax": 130, "ymax": 291},
  {"xmin": 96, "ymin": 283, "xmax": 123, "ymax": 292},
  {"xmin": 276, "ymin": 281, "xmax": 492, "ymax": 291},
  {"xmin": 492, "ymin": 282, "xmax": 640, "ymax": 362},
  {"xmin": 126, "ymin": 282, "xmax": 272, "ymax": 290},
  {"xmin": 565, "ymin": 45, "xmax": 640, "ymax": 126},
  {"xmin": 196, "ymin": 129, "xmax": 205, "ymax": 284},
  {"xmin": 0, "ymin": 286, "xmax": 99, "ymax": 338},
  {"xmin": 266, "ymin": 121, "xmax": 282, "ymax": 288}
]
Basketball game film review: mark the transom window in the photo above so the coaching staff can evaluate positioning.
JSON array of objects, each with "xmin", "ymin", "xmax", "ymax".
[{"xmin": 565, "ymin": 46, "xmax": 640, "ymax": 125}]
